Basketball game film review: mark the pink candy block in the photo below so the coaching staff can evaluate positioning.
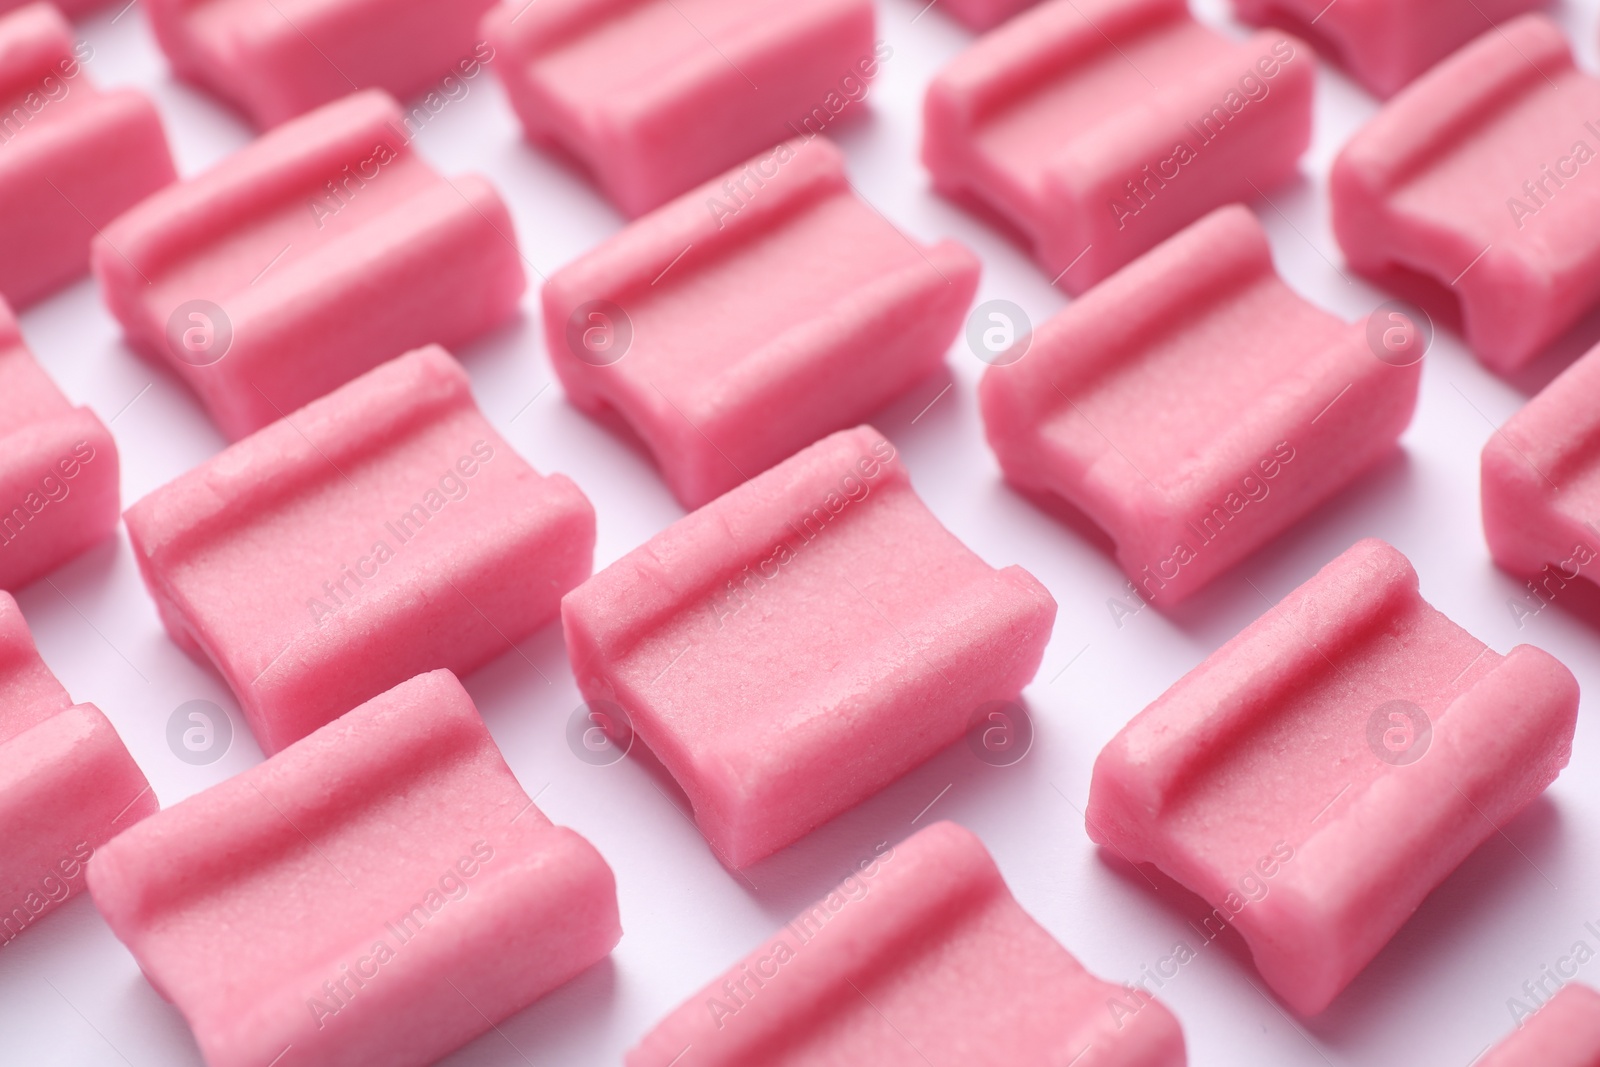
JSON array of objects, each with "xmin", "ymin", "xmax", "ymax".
[
  {"xmin": 124, "ymin": 346, "xmax": 595, "ymax": 755},
  {"xmin": 939, "ymin": 0, "xmax": 1042, "ymax": 32},
  {"xmin": 1087, "ymin": 539, "xmax": 1579, "ymax": 1015},
  {"xmin": 145, "ymin": 0, "xmax": 499, "ymax": 129},
  {"xmin": 481, "ymin": 0, "xmax": 878, "ymax": 218},
  {"xmin": 923, "ymin": 0, "xmax": 1313, "ymax": 294},
  {"xmin": 629, "ymin": 821, "xmax": 1185, "ymax": 1066},
  {"xmin": 1332, "ymin": 16, "xmax": 1600, "ymax": 373},
  {"xmin": 1, "ymin": 591, "xmax": 157, "ymax": 948},
  {"xmin": 1230, "ymin": 0, "xmax": 1539, "ymax": 97},
  {"xmin": 980, "ymin": 206, "xmax": 1419, "ymax": 605},
  {"xmin": 88, "ymin": 669, "xmax": 621, "ymax": 1067},
  {"xmin": 1483, "ymin": 983, "xmax": 1600, "ymax": 1067},
  {"xmin": 93, "ymin": 89, "xmax": 525, "ymax": 440},
  {"xmin": 0, "ymin": 2, "xmax": 175, "ymax": 308},
  {"xmin": 543, "ymin": 137, "xmax": 980, "ymax": 509},
  {"xmin": 0, "ymin": 296, "xmax": 119, "ymax": 590},
  {"xmin": 563, "ymin": 426, "xmax": 1056, "ymax": 869}
]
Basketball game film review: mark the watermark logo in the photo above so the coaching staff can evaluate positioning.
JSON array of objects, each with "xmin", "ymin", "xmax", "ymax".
[
  {"xmin": 565, "ymin": 299, "xmax": 632, "ymax": 367},
  {"xmin": 1366, "ymin": 300, "xmax": 1431, "ymax": 367},
  {"xmin": 965, "ymin": 700, "xmax": 1033, "ymax": 767},
  {"xmin": 965, "ymin": 299, "xmax": 1031, "ymax": 366},
  {"xmin": 567, "ymin": 700, "xmax": 634, "ymax": 766},
  {"xmin": 165, "ymin": 300, "xmax": 232, "ymax": 366},
  {"xmin": 1366, "ymin": 699, "xmax": 1431, "ymax": 766},
  {"xmin": 167, "ymin": 700, "xmax": 233, "ymax": 765}
]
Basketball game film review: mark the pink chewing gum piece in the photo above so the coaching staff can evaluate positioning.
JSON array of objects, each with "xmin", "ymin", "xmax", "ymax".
[
  {"xmin": 1, "ymin": 591, "xmax": 158, "ymax": 948},
  {"xmin": 87, "ymin": 669, "xmax": 621, "ymax": 1067},
  {"xmin": 1229, "ymin": 0, "xmax": 1539, "ymax": 98},
  {"xmin": 543, "ymin": 136, "xmax": 981, "ymax": 509},
  {"xmin": 628, "ymin": 821, "xmax": 1185, "ymax": 1067},
  {"xmin": 144, "ymin": 0, "xmax": 499, "ymax": 129},
  {"xmin": 1482, "ymin": 338, "xmax": 1600, "ymax": 593},
  {"xmin": 922, "ymin": 0, "xmax": 1313, "ymax": 294},
  {"xmin": 1482, "ymin": 983, "xmax": 1600, "ymax": 1067},
  {"xmin": 939, "ymin": 0, "xmax": 1043, "ymax": 32},
  {"xmin": 92, "ymin": 89, "xmax": 526, "ymax": 440},
  {"xmin": 1087, "ymin": 538, "xmax": 1580, "ymax": 1016},
  {"xmin": 980, "ymin": 206, "xmax": 1419, "ymax": 606},
  {"xmin": 0, "ymin": 297, "xmax": 119, "ymax": 590},
  {"xmin": 0, "ymin": 2, "xmax": 175, "ymax": 308},
  {"xmin": 481, "ymin": 0, "xmax": 878, "ymax": 218},
  {"xmin": 1332, "ymin": 16, "xmax": 1600, "ymax": 373},
  {"xmin": 562, "ymin": 426, "xmax": 1057, "ymax": 869},
  {"xmin": 123, "ymin": 346, "xmax": 596, "ymax": 755}
]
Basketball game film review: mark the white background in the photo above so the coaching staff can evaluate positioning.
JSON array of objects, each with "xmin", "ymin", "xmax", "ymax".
[{"xmin": 5, "ymin": 1, "xmax": 1600, "ymax": 1064}]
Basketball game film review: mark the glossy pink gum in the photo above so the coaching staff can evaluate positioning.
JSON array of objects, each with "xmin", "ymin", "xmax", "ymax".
[
  {"xmin": 1483, "ymin": 983, "xmax": 1600, "ymax": 1067},
  {"xmin": 0, "ymin": 2, "xmax": 175, "ymax": 308},
  {"xmin": 0, "ymin": 297, "xmax": 119, "ymax": 590},
  {"xmin": 543, "ymin": 137, "xmax": 980, "ymax": 509},
  {"xmin": 1230, "ymin": 0, "xmax": 1539, "ymax": 97},
  {"xmin": 563, "ymin": 426, "xmax": 1056, "ymax": 869},
  {"xmin": 628, "ymin": 821, "xmax": 1184, "ymax": 1066},
  {"xmin": 940, "ymin": 0, "xmax": 1043, "ymax": 31},
  {"xmin": 980, "ymin": 206, "xmax": 1419, "ymax": 605},
  {"xmin": 1087, "ymin": 538, "xmax": 1579, "ymax": 1016},
  {"xmin": 92, "ymin": 89, "xmax": 525, "ymax": 440},
  {"xmin": 124, "ymin": 346, "xmax": 596, "ymax": 755},
  {"xmin": 1, "ymin": 591, "xmax": 157, "ymax": 948},
  {"xmin": 144, "ymin": 0, "xmax": 498, "ymax": 128},
  {"xmin": 482, "ymin": 0, "xmax": 877, "ymax": 218},
  {"xmin": 1332, "ymin": 16, "xmax": 1600, "ymax": 373},
  {"xmin": 88, "ymin": 670, "xmax": 621, "ymax": 1067},
  {"xmin": 923, "ymin": 0, "xmax": 1313, "ymax": 294}
]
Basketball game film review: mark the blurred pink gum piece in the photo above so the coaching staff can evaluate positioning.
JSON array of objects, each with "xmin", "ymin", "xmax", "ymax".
[
  {"xmin": 0, "ymin": 2, "xmax": 175, "ymax": 308},
  {"xmin": 543, "ymin": 136, "xmax": 980, "ymax": 509},
  {"xmin": 1087, "ymin": 538, "xmax": 1580, "ymax": 1015},
  {"xmin": 562, "ymin": 426, "xmax": 1057, "ymax": 869},
  {"xmin": 629, "ymin": 821, "xmax": 1185, "ymax": 1066},
  {"xmin": 124, "ymin": 346, "xmax": 596, "ymax": 755},
  {"xmin": 483, "ymin": 0, "xmax": 878, "ymax": 218},
  {"xmin": 1332, "ymin": 16, "xmax": 1600, "ymax": 373},
  {"xmin": 0, "ymin": 296, "xmax": 119, "ymax": 590},
  {"xmin": 1482, "ymin": 983, "xmax": 1600, "ymax": 1067},
  {"xmin": 88, "ymin": 669, "xmax": 621, "ymax": 1067},
  {"xmin": 1, "ymin": 591, "xmax": 157, "ymax": 948},
  {"xmin": 144, "ymin": 0, "xmax": 499, "ymax": 128},
  {"xmin": 922, "ymin": 0, "xmax": 1313, "ymax": 294},
  {"xmin": 93, "ymin": 89, "xmax": 525, "ymax": 440},
  {"xmin": 980, "ymin": 206, "xmax": 1420, "ymax": 606},
  {"xmin": 1229, "ymin": 0, "xmax": 1540, "ymax": 97},
  {"xmin": 938, "ymin": 0, "xmax": 1043, "ymax": 32}
]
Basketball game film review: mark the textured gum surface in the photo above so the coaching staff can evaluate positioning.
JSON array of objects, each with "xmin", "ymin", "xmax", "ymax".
[
  {"xmin": 562, "ymin": 426, "xmax": 1057, "ymax": 868},
  {"xmin": 628, "ymin": 821, "xmax": 1186, "ymax": 1067},
  {"xmin": 123, "ymin": 346, "xmax": 596, "ymax": 755},
  {"xmin": 86, "ymin": 670, "xmax": 622, "ymax": 1067},
  {"xmin": 1481, "ymin": 983, "xmax": 1600, "ymax": 1067},
  {"xmin": 1087, "ymin": 539, "xmax": 1580, "ymax": 1015},
  {"xmin": 543, "ymin": 136, "xmax": 980, "ymax": 509}
]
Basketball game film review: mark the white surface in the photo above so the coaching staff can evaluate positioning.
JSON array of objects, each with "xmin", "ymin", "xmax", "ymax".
[{"xmin": 5, "ymin": 1, "xmax": 1600, "ymax": 1064}]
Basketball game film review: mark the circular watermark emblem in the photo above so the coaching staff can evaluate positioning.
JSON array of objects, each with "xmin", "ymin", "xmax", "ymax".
[
  {"xmin": 965, "ymin": 299, "xmax": 1031, "ymax": 367},
  {"xmin": 966, "ymin": 699, "xmax": 1034, "ymax": 767},
  {"xmin": 1366, "ymin": 300, "xmax": 1431, "ymax": 367},
  {"xmin": 565, "ymin": 299, "xmax": 632, "ymax": 367},
  {"xmin": 165, "ymin": 300, "xmax": 233, "ymax": 367},
  {"xmin": 1366, "ymin": 699, "xmax": 1432, "ymax": 766},
  {"xmin": 167, "ymin": 699, "xmax": 233, "ymax": 765},
  {"xmin": 567, "ymin": 699, "xmax": 634, "ymax": 766}
]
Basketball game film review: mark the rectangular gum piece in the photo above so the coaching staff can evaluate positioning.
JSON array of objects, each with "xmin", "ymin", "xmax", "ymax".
[
  {"xmin": 144, "ymin": 0, "xmax": 499, "ymax": 128},
  {"xmin": 1086, "ymin": 538, "xmax": 1580, "ymax": 1015},
  {"xmin": 1229, "ymin": 0, "xmax": 1539, "ymax": 97},
  {"xmin": 922, "ymin": 0, "xmax": 1313, "ymax": 294},
  {"xmin": 1, "ymin": 590, "xmax": 158, "ymax": 948},
  {"xmin": 123, "ymin": 345, "xmax": 596, "ymax": 756},
  {"xmin": 0, "ymin": 296, "xmax": 120, "ymax": 590},
  {"xmin": 542, "ymin": 136, "xmax": 981, "ymax": 509},
  {"xmin": 979, "ymin": 206, "xmax": 1420, "ymax": 605},
  {"xmin": 1332, "ymin": 15, "xmax": 1600, "ymax": 373},
  {"xmin": 562, "ymin": 426, "xmax": 1057, "ymax": 869},
  {"xmin": 87, "ymin": 669, "xmax": 621, "ymax": 1067},
  {"xmin": 481, "ymin": 0, "xmax": 878, "ymax": 217},
  {"xmin": 1483, "ymin": 983, "xmax": 1600, "ymax": 1067},
  {"xmin": 0, "ymin": 2, "xmax": 175, "ymax": 308},
  {"xmin": 92, "ymin": 89, "xmax": 526, "ymax": 440},
  {"xmin": 627, "ymin": 821, "xmax": 1185, "ymax": 1066}
]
